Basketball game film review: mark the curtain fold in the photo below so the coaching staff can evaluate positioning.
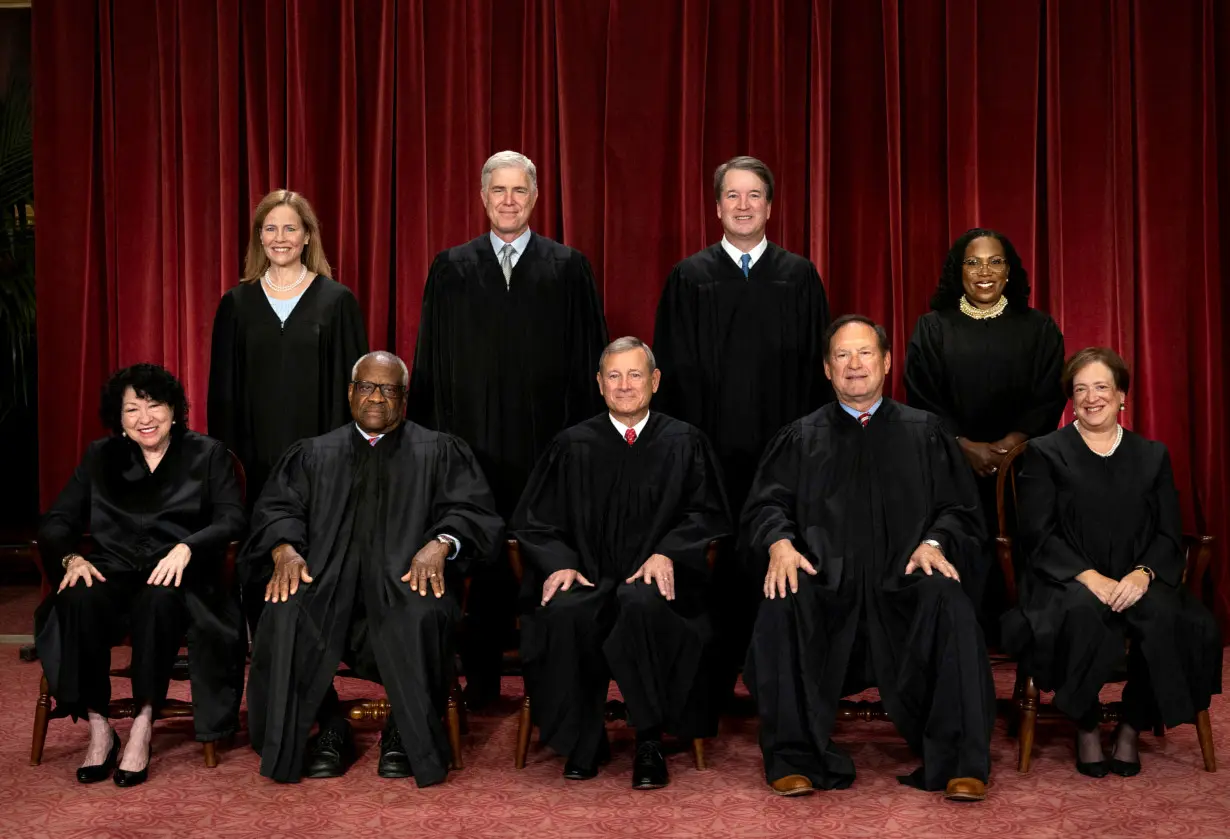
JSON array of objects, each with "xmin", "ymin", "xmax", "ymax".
[{"xmin": 32, "ymin": 0, "xmax": 1230, "ymax": 627}]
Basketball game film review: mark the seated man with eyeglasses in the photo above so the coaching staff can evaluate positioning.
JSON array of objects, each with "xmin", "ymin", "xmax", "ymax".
[{"xmin": 241, "ymin": 351, "xmax": 503, "ymax": 785}]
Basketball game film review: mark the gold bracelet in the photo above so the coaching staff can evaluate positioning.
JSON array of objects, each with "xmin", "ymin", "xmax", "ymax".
[
  {"xmin": 61, "ymin": 553, "xmax": 83, "ymax": 570},
  {"xmin": 1133, "ymin": 565, "xmax": 1155, "ymax": 581}
]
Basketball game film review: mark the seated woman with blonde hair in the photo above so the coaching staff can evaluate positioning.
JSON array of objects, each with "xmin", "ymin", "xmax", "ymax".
[{"xmin": 1004, "ymin": 347, "xmax": 1221, "ymax": 777}]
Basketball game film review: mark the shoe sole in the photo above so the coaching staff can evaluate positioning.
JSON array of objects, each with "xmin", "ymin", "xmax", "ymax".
[
  {"xmin": 303, "ymin": 767, "xmax": 347, "ymax": 779},
  {"xmin": 377, "ymin": 766, "xmax": 414, "ymax": 779},
  {"xmin": 944, "ymin": 792, "xmax": 986, "ymax": 802},
  {"xmin": 771, "ymin": 786, "xmax": 815, "ymax": 797},
  {"xmin": 632, "ymin": 781, "xmax": 668, "ymax": 790}
]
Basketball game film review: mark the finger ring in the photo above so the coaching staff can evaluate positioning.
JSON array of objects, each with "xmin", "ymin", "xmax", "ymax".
[
  {"xmin": 430, "ymin": 573, "xmax": 438, "ymax": 578},
  {"xmin": 991, "ymin": 466, "xmax": 998, "ymax": 473}
]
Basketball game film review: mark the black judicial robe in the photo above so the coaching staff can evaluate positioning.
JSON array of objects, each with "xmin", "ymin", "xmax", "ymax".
[
  {"xmin": 208, "ymin": 277, "xmax": 368, "ymax": 507},
  {"xmin": 512, "ymin": 412, "xmax": 733, "ymax": 759},
  {"xmin": 653, "ymin": 242, "xmax": 831, "ymax": 511},
  {"xmin": 1002, "ymin": 427, "xmax": 1222, "ymax": 726},
  {"xmin": 35, "ymin": 431, "xmax": 247, "ymax": 739},
  {"xmin": 241, "ymin": 422, "xmax": 503, "ymax": 786},
  {"xmin": 742, "ymin": 400, "xmax": 994, "ymax": 789},
  {"xmin": 409, "ymin": 233, "xmax": 608, "ymax": 516}
]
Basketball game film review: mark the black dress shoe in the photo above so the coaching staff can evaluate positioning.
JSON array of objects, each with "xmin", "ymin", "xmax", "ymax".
[
  {"xmin": 114, "ymin": 744, "xmax": 151, "ymax": 788},
  {"xmin": 632, "ymin": 740, "xmax": 669, "ymax": 790},
  {"xmin": 304, "ymin": 722, "xmax": 354, "ymax": 779},
  {"xmin": 563, "ymin": 736, "xmax": 610, "ymax": 780},
  {"xmin": 77, "ymin": 730, "xmax": 120, "ymax": 784},
  {"xmin": 377, "ymin": 721, "xmax": 413, "ymax": 779},
  {"xmin": 1109, "ymin": 724, "xmax": 1142, "ymax": 776}
]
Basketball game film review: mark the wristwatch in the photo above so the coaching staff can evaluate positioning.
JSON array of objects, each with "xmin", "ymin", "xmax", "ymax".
[
  {"xmin": 1133, "ymin": 565, "xmax": 1155, "ymax": 581},
  {"xmin": 922, "ymin": 539, "xmax": 943, "ymax": 553}
]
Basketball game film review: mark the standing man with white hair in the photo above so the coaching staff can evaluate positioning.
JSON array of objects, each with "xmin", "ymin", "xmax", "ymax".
[{"xmin": 410, "ymin": 150, "xmax": 609, "ymax": 707}]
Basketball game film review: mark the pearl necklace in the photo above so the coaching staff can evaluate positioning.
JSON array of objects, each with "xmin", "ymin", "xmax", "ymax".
[
  {"xmin": 263, "ymin": 264, "xmax": 308, "ymax": 293},
  {"xmin": 959, "ymin": 294, "xmax": 1008, "ymax": 320},
  {"xmin": 1074, "ymin": 419, "xmax": 1123, "ymax": 458}
]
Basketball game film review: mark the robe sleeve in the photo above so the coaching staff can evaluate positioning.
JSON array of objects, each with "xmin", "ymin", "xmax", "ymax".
[
  {"xmin": 904, "ymin": 315, "xmax": 960, "ymax": 437},
  {"xmin": 563, "ymin": 252, "xmax": 609, "ymax": 426},
  {"xmin": 509, "ymin": 438, "xmax": 585, "ymax": 579},
  {"xmin": 804, "ymin": 263, "xmax": 832, "ymax": 411},
  {"xmin": 921, "ymin": 422, "xmax": 986, "ymax": 577},
  {"xmin": 326, "ymin": 287, "xmax": 369, "ymax": 430},
  {"xmin": 38, "ymin": 446, "xmax": 95, "ymax": 582},
  {"xmin": 1012, "ymin": 315, "xmax": 1066, "ymax": 439},
  {"xmin": 1016, "ymin": 445, "xmax": 1091, "ymax": 583},
  {"xmin": 1136, "ymin": 447, "xmax": 1185, "ymax": 587},
  {"xmin": 180, "ymin": 440, "xmax": 248, "ymax": 563},
  {"xmin": 207, "ymin": 292, "xmax": 239, "ymax": 447},
  {"xmin": 239, "ymin": 442, "xmax": 313, "ymax": 584},
  {"xmin": 425, "ymin": 435, "xmax": 505, "ymax": 576},
  {"xmin": 651, "ymin": 267, "xmax": 701, "ymax": 424},
  {"xmin": 651, "ymin": 431, "xmax": 734, "ymax": 575},
  {"xmin": 740, "ymin": 423, "xmax": 804, "ymax": 574},
  {"xmin": 408, "ymin": 253, "xmax": 449, "ymax": 429}
]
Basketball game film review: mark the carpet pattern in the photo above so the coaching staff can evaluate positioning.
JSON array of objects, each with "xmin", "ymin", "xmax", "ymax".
[{"xmin": 1, "ymin": 648, "xmax": 1226, "ymax": 839}]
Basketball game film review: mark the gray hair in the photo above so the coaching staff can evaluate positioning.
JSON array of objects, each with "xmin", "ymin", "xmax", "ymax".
[
  {"xmin": 598, "ymin": 336, "xmax": 656, "ymax": 373},
  {"xmin": 351, "ymin": 351, "xmax": 410, "ymax": 387},
  {"xmin": 481, "ymin": 150, "xmax": 538, "ymax": 193}
]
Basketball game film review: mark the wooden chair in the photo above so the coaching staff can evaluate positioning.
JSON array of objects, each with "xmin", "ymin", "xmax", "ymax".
[
  {"xmin": 508, "ymin": 538, "xmax": 716, "ymax": 771},
  {"xmin": 337, "ymin": 576, "xmax": 473, "ymax": 771},
  {"xmin": 30, "ymin": 450, "xmax": 247, "ymax": 769},
  {"xmin": 994, "ymin": 440, "xmax": 1217, "ymax": 773}
]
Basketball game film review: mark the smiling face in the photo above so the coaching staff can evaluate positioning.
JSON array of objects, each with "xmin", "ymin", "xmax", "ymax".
[
  {"xmin": 482, "ymin": 166, "xmax": 537, "ymax": 241},
  {"xmin": 960, "ymin": 235, "xmax": 1010, "ymax": 309},
  {"xmin": 120, "ymin": 387, "xmax": 174, "ymax": 453},
  {"xmin": 715, "ymin": 168, "xmax": 772, "ymax": 248},
  {"xmin": 260, "ymin": 204, "xmax": 309, "ymax": 270},
  {"xmin": 823, "ymin": 321, "xmax": 891, "ymax": 410},
  {"xmin": 597, "ymin": 348, "xmax": 660, "ymax": 425},
  {"xmin": 348, "ymin": 356, "xmax": 407, "ymax": 435},
  {"xmin": 1071, "ymin": 361, "xmax": 1124, "ymax": 432}
]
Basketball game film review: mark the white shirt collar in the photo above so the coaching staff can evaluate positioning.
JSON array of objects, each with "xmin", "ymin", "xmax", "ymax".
[
  {"xmin": 355, "ymin": 423, "xmax": 384, "ymax": 442},
  {"xmin": 720, "ymin": 236, "xmax": 769, "ymax": 273},
  {"xmin": 609, "ymin": 411, "xmax": 650, "ymax": 441},
  {"xmin": 490, "ymin": 228, "xmax": 532, "ymax": 257}
]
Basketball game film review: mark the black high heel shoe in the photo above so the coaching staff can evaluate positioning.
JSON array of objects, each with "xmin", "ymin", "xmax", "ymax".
[
  {"xmin": 114, "ymin": 743, "xmax": 152, "ymax": 787},
  {"xmin": 76, "ymin": 729, "xmax": 121, "ymax": 784},
  {"xmin": 1109, "ymin": 724, "xmax": 1142, "ymax": 777},
  {"xmin": 1074, "ymin": 731, "xmax": 1109, "ymax": 778}
]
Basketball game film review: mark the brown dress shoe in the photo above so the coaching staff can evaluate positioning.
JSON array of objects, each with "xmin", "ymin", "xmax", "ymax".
[
  {"xmin": 944, "ymin": 777, "xmax": 987, "ymax": 802},
  {"xmin": 770, "ymin": 774, "xmax": 815, "ymax": 797}
]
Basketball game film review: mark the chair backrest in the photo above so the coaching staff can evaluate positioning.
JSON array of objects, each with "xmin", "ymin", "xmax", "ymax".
[
  {"xmin": 506, "ymin": 537, "xmax": 721, "ymax": 585},
  {"xmin": 994, "ymin": 441, "xmax": 1030, "ymax": 607}
]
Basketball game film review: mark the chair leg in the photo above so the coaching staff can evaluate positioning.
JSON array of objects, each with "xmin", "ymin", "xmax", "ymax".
[
  {"xmin": 514, "ymin": 695, "xmax": 532, "ymax": 769},
  {"xmin": 1017, "ymin": 677, "xmax": 1039, "ymax": 773},
  {"xmin": 30, "ymin": 674, "xmax": 51, "ymax": 766},
  {"xmin": 203, "ymin": 740, "xmax": 218, "ymax": 768},
  {"xmin": 1195, "ymin": 709, "xmax": 1217, "ymax": 772},
  {"xmin": 1152, "ymin": 721, "xmax": 1166, "ymax": 737},
  {"xmin": 446, "ymin": 690, "xmax": 463, "ymax": 771},
  {"xmin": 692, "ymin": 738, "xmax": 706, "ymax": 771}
]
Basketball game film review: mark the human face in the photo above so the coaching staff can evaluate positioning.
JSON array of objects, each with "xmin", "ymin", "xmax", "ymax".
[
  {"xmin": 120, "ymin": 387, "xmax": 174, "ymax": 453},
  {"xmin": 823, "ymin": 322, "xmax": 891, "ymax": 410},
  {"xmin": 482, "ymin": 167, "xmax": 537, "ymax": 241},
  {"xmin": 960, "ymin": 236, "xmax": 1010, "ymax": 310},
  {"xmin": 260, "ymin": 204, "xmax": 309, "ymax": 270},
  {"xmin": 715, "ymin": 168, "xmax": 772, "ymax": 248},
  {"xmin": 1071, "ymin": 361, "xmax": 1124, "ymax": 432},
  {"xmin": 348, "ymin": 358, "xmax": 407, "ymax": 435},
  {"xmin": 597, "ymin": 349, "xmax": 660, "ymax": 424}
]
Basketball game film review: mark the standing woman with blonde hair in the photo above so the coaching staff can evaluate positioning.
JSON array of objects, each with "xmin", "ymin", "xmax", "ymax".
[{"xmin": 208, "ymin": 189, "xmax": 368, "ymax": 629}]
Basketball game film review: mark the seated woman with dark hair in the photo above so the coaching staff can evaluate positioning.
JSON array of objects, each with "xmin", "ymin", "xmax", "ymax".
[
  {"xmin": 1003, "ymin": 348, "xmax": 1222, "ymax": 777},
  {"xmin": 35, "ymin": 363, "xmax": 247, "ymax": 787}
]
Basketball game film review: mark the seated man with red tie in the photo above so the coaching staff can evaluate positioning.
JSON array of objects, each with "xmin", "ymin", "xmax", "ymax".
[
  {"xmin": 743, "ymin": 315, "xmax": 995, "ymax": 801},
  {"xmin": 512, "ymin": 336, "xmax": 732, "ymax": 790}
]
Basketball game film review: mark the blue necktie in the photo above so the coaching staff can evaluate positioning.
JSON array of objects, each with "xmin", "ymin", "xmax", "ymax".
[{"xmin": 740, "ymin": 253, "xmax": 751, "ymax": 277}]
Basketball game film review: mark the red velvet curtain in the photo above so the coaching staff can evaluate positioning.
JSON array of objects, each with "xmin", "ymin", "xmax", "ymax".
[{"xmin": 32, "ymin": 0, "xmax": 1230, "ymax": 626}]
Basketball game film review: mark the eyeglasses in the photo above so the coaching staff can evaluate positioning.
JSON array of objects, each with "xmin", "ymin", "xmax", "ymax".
[
  {"xmin": 352, "ymin": 381, "xmax": 406, "ymax": 399},
  {"xmin": 962, "ymin": 257, "xmax": 1009, "ymax": 274}
]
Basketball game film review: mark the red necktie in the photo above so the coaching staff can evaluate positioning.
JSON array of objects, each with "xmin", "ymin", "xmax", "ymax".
[
  {"xmin": 625, "ymin": 427, "xmax": 636, "ymax": 445},
  {"xmin": 858, "ymin": 412, "xmax": 871, "ymax": 427}
]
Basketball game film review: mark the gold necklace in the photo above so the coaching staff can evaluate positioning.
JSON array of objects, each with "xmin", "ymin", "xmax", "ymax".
[{"xmin": 959, "ymin": 294, "xmax": 1008, "ymax": 320}]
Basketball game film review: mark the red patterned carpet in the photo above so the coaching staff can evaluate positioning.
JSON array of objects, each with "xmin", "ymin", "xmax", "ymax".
[{"xmin": 1, "ymin": 645, "xmax": 1226, "ymax": 839}]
